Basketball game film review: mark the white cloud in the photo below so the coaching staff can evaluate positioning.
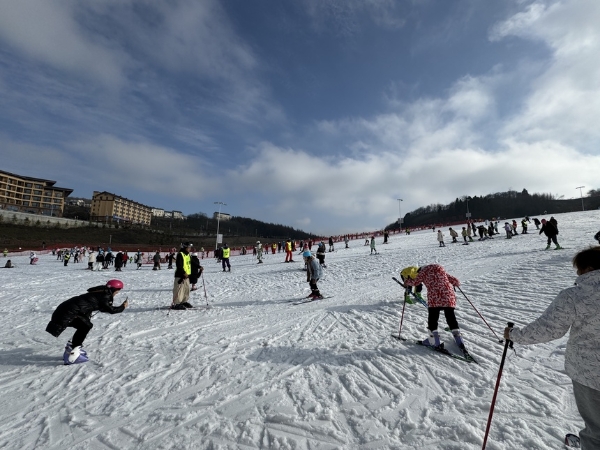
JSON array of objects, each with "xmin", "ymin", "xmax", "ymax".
[
  {"xmin": 491, "ymin": 0, "xmax": 600, "ymax": 151},
  {"xmin": 0, "ymin": 0, "xmax": 126, "ymax": 86}
]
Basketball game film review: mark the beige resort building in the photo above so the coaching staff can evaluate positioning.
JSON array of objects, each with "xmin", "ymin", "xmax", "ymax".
[
  {"xmin": 0, "ymin": 169, "xmax": 72, "ymax": 217},
  {"xmin": 90, "ymin": 191, "xmax": 152, "ymax": 226}
]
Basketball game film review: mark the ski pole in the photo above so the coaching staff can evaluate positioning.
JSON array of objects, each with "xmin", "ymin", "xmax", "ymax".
[
  {"xmin": 482, "ymin": 322, "xmax": 514, "ymax": 449},
  {"xmin": 201, "ymin": 270, "xmax": 209, "ymax": 306},
  {"xmin": 457, "ymin": 286, "xmax": 503, "ymax": 343}
]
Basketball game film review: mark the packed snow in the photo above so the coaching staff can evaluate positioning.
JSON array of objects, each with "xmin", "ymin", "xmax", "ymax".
[{"xmin": 1, "ymin": 211, "xmax": 598, "ymax": 450}]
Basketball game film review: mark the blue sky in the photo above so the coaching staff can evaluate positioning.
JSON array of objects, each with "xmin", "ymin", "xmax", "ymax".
[{"xmin": 1, "ymin": 0, "xmax": 599, "ymax": 235}]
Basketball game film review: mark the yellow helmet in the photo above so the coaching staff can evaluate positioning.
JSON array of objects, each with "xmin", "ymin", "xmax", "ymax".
[{"xmin": 400, "ymin": 266, "xmax": 419, "ymax": 280}]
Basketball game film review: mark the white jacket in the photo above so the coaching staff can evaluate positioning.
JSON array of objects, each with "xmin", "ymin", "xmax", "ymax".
[
  {"xmin": 510, "ymin": 270, "xmax": 600, "ymax": 391},
  {"xmin": 88, "ymin": 252, "xmax": 96, "ymax": 263}
]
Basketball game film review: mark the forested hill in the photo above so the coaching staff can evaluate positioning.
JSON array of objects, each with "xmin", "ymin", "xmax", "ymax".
[{"xmin": 386, "ymin": 189, "xmax": 600, "ymax": 230}]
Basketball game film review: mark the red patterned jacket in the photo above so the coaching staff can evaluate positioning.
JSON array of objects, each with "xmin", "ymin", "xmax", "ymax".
[{"xmin": 404, "ymin": 264, "xmax": 460, "ymax": 308}]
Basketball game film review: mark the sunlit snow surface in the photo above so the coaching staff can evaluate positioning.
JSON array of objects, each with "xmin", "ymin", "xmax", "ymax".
[{"xmin": 1, "ymin": 211, "xmax": 598, "ymax": 449}]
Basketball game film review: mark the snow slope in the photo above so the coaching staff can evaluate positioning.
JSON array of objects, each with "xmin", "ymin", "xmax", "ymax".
[{"xmin": 0, "ymin": 211, "xmax": 598, "ymax": 450}]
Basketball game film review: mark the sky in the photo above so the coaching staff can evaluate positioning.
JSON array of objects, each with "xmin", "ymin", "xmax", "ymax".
[{"xmin": 1, "ymin": 0, "xmax": 599, "ymax": 235}]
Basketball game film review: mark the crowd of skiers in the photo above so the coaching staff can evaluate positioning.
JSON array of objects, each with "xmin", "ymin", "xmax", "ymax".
[{"xmin": 432, "ymin": 216, "xmax": 563, "ymax": 250}]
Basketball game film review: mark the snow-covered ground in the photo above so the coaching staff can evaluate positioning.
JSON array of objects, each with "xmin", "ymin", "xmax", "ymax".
[{"xmin": 1, "ymin": 211, "xmax": 598, "ymax": 450}]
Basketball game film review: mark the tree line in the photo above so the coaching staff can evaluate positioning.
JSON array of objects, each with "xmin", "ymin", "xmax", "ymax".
[{"xmin": 386, "ymin": 188, "xmax": 600, "ymax": 230}]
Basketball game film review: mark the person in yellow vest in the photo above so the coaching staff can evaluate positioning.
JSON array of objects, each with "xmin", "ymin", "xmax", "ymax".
[
  {"xmin": 221, "ymin": 244, "xmax": 231, "ymax": 272},
  {"xmin": 284, "ymin": 238, "xmax": 294, "ymax": 263},
  {"xmin": 172, "ymin": 242, "xmax": 193, "ymax": 310}
]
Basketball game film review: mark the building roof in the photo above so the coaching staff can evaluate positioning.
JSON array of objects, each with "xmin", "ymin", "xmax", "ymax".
[{"xmin": 0, "ymin": 169, "xmax": 73, "ymax": 196}]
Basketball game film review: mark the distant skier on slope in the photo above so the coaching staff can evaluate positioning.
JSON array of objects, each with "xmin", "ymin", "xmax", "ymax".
[
  {"xmin": 437, "ymin": 230, "xmax": 446, "ymax": 247},
  {"xmin": 505, "ymin": 246, "xmax": 600, "ymax": 449},
  {"xmin": 401, "ymin": 265, "xmax": 468, "ymax": 355},
  {"xmin": 45, "ymin": 279, "xmax": 128, "ymax": 364}
]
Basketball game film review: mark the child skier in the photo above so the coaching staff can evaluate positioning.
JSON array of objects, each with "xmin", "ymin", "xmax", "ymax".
[
  {"xmin": 437, "ymin": 230, "xmax": 445, "ymax": 247},
  {"xmin": 504, "ymin": 247, "xmax": 600, "ymax": 449},
  {"xmin": 303, "ymin": 250, "xmax": 323, "ymax": 299},
  {"xmin": 400, "ymin": 265, "xmax": 469, "ymax": 356},
  {"xmin": 370, "ymin": 236, "xmax": 377, "ymax": 254},
  {"xmin": 45, "ymin": 279, "xmax": 128, "ymax": 364}
]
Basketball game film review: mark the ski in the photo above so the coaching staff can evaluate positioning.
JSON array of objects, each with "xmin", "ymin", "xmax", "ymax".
[
  {"xmin": 413, "ymin": 341, "xmax": 476, "ymax": 363},
  {"xmin": 292, "ymin": 296, "xmax": 333, "ymax": 305}
]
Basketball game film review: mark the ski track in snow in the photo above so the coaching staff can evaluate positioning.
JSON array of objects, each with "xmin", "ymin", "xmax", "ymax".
[{"xmin": 0, "ymin": 211, "xmax": 597, "ymax": 449}]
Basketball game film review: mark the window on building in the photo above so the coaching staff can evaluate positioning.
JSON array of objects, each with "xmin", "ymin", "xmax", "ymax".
[
  {"xmin": 23, "ymin": 201, "xmax": 29, "ymax": 206},
  {"xmin": 33, "ymin": 190, "xmax": 42, "ymax": 195},
  {"xmin": 34, "ymin": 184, "xmax": 43, "ymax": 189},
  {"xmin": 32, "ymin": 202, "xmax": 39, "ymax": 207},
  {"xmin": 33, "ymin": 196, "xmax": 41, "ymax": 201},
  {"xmin": 25, "ymin": 183, "xmax": 32, "ymax": 187}
]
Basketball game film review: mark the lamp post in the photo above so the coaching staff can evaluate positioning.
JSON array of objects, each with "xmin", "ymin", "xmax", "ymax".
[
  {"xmin": 214, "ymin": 201, "xmax": 226, "ymax": 250},
  {"xmin": 397, "ymin": 198, "xmax": 403, "ymax": 229},
  {"xmin": 466, "ymin": 196, "xmax": 471, "ymax": 219},
  {"xmin": 576, "ymin": 186, "xmax": 585, "ymax": 211}
]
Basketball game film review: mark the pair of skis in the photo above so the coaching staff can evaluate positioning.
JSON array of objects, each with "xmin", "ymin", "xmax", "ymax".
[
  {"xmin": 391, "ymin": 333, "xmax": 477, "ymax": 363},
  {"xmin": 292, "ymin": 295, "xmax": 333, "ymax": 305}
]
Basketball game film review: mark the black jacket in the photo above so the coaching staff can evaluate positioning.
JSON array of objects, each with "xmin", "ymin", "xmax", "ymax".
[
  {"xmin": 189, "ymin": 255, "xmax": 203, "ymax": 284},
  {"xmin": 540, "ymin": 222, "xmax": 558, "ymax": 237},
  {"xmin": 46, "ymin": 285, "xmax": 125, "ymax": 337}
]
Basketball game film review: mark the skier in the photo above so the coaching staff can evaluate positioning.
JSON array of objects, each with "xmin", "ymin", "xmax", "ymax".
[
  {"xmin": 466, "ymin": 224, "xmax": 474, "ymax": 242},
  {"xmin": 449, "ymin": 228, "xmax": 458, "ymax": 243},
  {"xmin": 189, "ymin": 252, "xmax": 204, "ymax": 291},
  {"xmin": 533, "ymin": 217, "xmax": 541, "ymax": 229},
  {"xmin": 63, "ymin": 252, "xmax": 71, "ymax": 267},
  {"xmin": 4, "ymin": 260, "xmax": 14, "ymax": 268},
  {"xmin": 328, "ymin": 236, "xmax": 335, "ymax": 252},
  {"xmin": 135, "ymin": 251, "xmax": 143, "ymax": 270},
  {"xmin": 504, "ymin": 222, "xmax": 513, "ymax": 239},
  {"xmin": 87, "ymin": 250, "xmax": 96, "ymax": 270},
  {"xmin": 540, "ymin": 219, "xmax": 562, "ymax": 250},
  {"xmin": 504, "ymin": 247, "xmax": 600, "ymax": 449},
  {"xmin": 511, "ymin": 220, "xmax": 518, "ymax": 236},
  {"xmin": 221, "ymin": 244, "xmax": 231, "ymax": 272},
  {"xmin": 303, "ymin": 250, "xmax": 323, "ymax": 299},
  {"xmin": 401, "ymin": 265, "xmax": 468, "ymax": 354},
  {"xmin": 152, "ymin": 251, "xmax": 161, "ymax": 270},
  {"xmin": 370, "ymin": 236, "xmax": 377, "ymax": 254},
  {"xmin": 95, "ymin": 251, "xmax": 104, "ymax": 271},
  {"xmin": 114, "ymin": 251, "xmax": 123, "ymax": 271},
  {"xmin": 29, "ymin": 251, "xmax": 37, "ymax": 265},
  {"xmin": 521, "ymin": 218, "xmax": 529, "ymax": 234},
  {"xmin": 461, "ymin": 227, "xmax": 469, "ymax": 245},
  {"xmin": 256, "ymin": 241, "xmax": 263, "ymax": 264},
  {"xmin": 595, "ymin": 231, "xmax": 600, "ymax": 244},
  {"xmin": 437, "ymin": 230, "xmax": 446, "ymax": 247},
  {"xmin": 171, "ymin": 242, "xmax": 193, "ymax": 310},
  {"xmin": 284, "ymin": 238, "xmax": 294, "ymax": 263},
  {"xmin": 316, "ymin": 241, "xmax": 327, "ymax": 267},
  {"xmin": 2, "ymin": 248, "xmax": 7, "ymax": 257},
  {"xmin": 344, "ymin": 235, "xmax": 349, "ymax": 248},
  {"xmin": 45, "ymin": 279, "xmax": 128, "ymax": 364},
  {"xmin": 167, "ymin": 252, "xmax": 175, "ymax": 269}
]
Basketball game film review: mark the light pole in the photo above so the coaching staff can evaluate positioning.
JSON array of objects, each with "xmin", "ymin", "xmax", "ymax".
[
  {"xmin": 576, "ymin": 186, "xmax": 585, "ymax": 211},
  {"xmin": 466, "ymin": 196, "xmax": 471, "ymax": 219},
  {"xmin": 214, "ymin": 201, "xmax": 226, "ymax": 250},
  {"xmin": 397, "ymin": 198, "xmax": 403, "ymax": 229}
]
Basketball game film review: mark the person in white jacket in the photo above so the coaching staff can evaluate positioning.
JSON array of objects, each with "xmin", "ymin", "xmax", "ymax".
[
  {"xmin": 505, "ymin": 246, "xmax": 600, "ymax": 449},
  {"xmin": 88, "ymin": 251, "xmax": 96, "ymax": 270}
]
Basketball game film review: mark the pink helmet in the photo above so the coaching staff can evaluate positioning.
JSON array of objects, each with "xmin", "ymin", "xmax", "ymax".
[
  {"xmin": 106, "ymin": 279, "xmax": 124, "ymax": 290},
  {"xmin": 541, "ymin": 219, "xmax": 547, "ymax": 224}
]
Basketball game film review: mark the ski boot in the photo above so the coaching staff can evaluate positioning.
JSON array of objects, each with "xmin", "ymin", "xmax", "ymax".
[
  {"xmin": 545, "ymin": 244, "xmax": 551, "ymax": 250},
  {"xmin": 63, "ymin": 342, "xmax": 89, "ymax": 365},
  {"xmin": 565, "ymin": 433, "xmax": 580, "ymax": 448},
  {"xmin": 452, "ymin": 329, "xmax": 476, "ymax": 362},
  {"xmin": 422, "ymin": 330, "xmax": 442, "ymax": 349},
  {"xmin": 555, "ymin": 245, "xmax": 562, "ymax": 250},
  {"xmin": 403, "ymin": 293, "xmax": 415, "ymax": 304}
]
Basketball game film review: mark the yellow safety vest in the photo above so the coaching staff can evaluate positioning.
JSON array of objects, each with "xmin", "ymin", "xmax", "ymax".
[
  {"xmin": 286, "ymin": 241, "xmax": 292, "ymax": 251},
  {"xmin": 180, "ymin": 252, "xmax": 191, "ymax": 275},
  {"xmin": 222, "ymin": 248, "xmax": 230, "ymax": 258}
]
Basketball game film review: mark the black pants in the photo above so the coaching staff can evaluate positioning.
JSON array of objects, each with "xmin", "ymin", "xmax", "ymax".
[
  {"xmin": 309, "ymin": 279, "xmax": 320, "ymax": 296},
  {"xmin": 546, "ymin": 235, "xmax": 559, "ymax": 245},
  {"xmin": 70, "ymin": 318, "xmax": 93, "ymax": 348},
  {"xmin": 428, "ymin": 307, "xmax": 459, "ymax": 331}
]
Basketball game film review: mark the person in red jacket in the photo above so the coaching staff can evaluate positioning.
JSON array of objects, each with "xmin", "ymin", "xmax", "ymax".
[{"xmin": 401, "ymin": 264, "xmax": 468, "ymax": 353}]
